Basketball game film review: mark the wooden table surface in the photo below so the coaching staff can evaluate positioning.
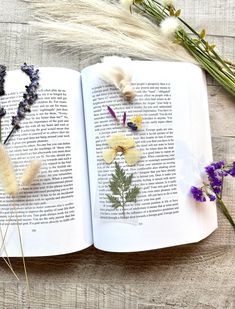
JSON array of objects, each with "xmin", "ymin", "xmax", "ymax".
[{"xmin": 0, "ymin": 0, "xmax": 234, "ymax": 308}]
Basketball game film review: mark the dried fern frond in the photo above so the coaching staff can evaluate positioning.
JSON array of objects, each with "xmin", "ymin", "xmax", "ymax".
[{"xmin": 22, "ymin": 0, "xmax": 197, "ymax": 66}]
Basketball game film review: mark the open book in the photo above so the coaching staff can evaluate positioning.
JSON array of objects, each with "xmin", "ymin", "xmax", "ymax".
[{"xmin": 0, "ymin": 61, "xmax": 217, "ymax": 256}]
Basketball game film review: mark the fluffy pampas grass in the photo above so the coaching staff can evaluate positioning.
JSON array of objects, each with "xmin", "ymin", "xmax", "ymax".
[{"xmin": 22, "ymin": 0, "xmax": 197, "ymax": 66}]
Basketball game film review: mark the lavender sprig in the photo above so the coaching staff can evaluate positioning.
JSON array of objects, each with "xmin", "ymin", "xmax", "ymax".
[
  {"xmin": 4, "ymin": 63, "xmax": 39, "ymax": 145},
  {"xmin": 0, "ymin": 65, "xmax": 6, "ymax": 96},
  {"xmin": 191, "ymin": 161, "xmax": 235, "ymax": 230},
  {"xmin": 0, "ymin": 65, "xmax": 7, "ymax": 143}
]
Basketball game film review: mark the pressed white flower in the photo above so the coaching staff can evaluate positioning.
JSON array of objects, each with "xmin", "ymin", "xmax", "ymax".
[
  {"xmin": 21, "ymin": 160, "xmax": 41, "ymax": 186},
  {"xmin": 97, "ymin": 56, "xmax": 136, "ymax": 101},
  {"xmin": 160, "ymin": 16, "xmax": 179, "ymax": 38},
  {"xmin": 162, "ymin": 0, "xmax": 174, "ymax": 7},
  {"xmin": 120, "ymin": 0, "xmax": 133, "ymax": 10}
]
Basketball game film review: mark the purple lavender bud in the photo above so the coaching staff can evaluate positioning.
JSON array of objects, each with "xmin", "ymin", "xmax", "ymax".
[
  {"xmin": 0, "ymin": 65, "xmax": 6, "ymax": 96},
  {"xmin": 107, "ymin": 106, "xmax": 118, "ymax": 121},
  {"xmin": 0, "ymin": 107, "xmax": 6, "ymax": 118},
  {"xmin": 123, "ymin": 112, "xmax": 127, "ymax": 126},
  {"xmin": 11, "ymin": 116, "xmax": 21, "ymax": 129},
  {"xmin": 11, "ymin": 63, "xmax": 39, "ymax": 126}
]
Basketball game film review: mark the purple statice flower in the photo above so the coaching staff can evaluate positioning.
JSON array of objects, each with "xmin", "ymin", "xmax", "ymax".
[
  {"xmin": 212, "ymin": 161, "xmax": 225, "ymax": 169},
  {"xmin": 190, "ymin": 186, "xmax": 206, "ymax": 202},
  {"xmin": 228, "ymin": 161, "xmax": 235, "ymax": 177},
  {"xmin": 0, "ymin": 65, "xmax": 6, "ymax": 96},
  {"xmin": 208, "ymin": 194, "xmax": 216, "ymax": 201},
  {"xmin": 204, "ymin": 161, "xmax": 226, "ymax": 195}
]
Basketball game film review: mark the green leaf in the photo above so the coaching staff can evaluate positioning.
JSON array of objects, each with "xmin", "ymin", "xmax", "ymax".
[
  {"xmin": 115, "ymin": 161, "xmax": 126, "ymax": 184},
  {"xmin": 169, "ymin": 8, "xmax": 175, "ymax": 16},
  {"xmin": 106, "ymin": 162, "xmax": 140, "ymax": 217},
  {"xmin": 124, "ymin": 174, "xmax": 133, "ymax": 192},
  {"xmin": 199, "ymin": 29, "xmax": 206, "ymax": 39},
  {"xmin": 175, "ymin": 9, "xmax": 181, "ymax": 17},
  {"xmin": 109, "ymin": 179, "xmax": 121, "ymax": 195},
  {"xmin": 125, "ymin": 186, "xmax": 140, "ymax": 203},
  {"xmin": 209, "ymin": 44, "xmax": 216, "ymax": 51},
  {"xmin": 106, "ymin": 194, "xmax": 122, "ymax": 209}
]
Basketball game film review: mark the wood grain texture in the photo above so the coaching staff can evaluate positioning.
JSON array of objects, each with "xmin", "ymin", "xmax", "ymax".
[{"xmin": 0, "ymin": 0, "xmax": 234, "ymax": 308}]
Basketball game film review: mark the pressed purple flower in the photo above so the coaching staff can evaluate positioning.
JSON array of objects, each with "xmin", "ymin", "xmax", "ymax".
[
  {"xmin": 208, "ymin": 194, "xmax": 216, "ymax": 201},
  {"xmin": 122, "ymin": 112, "xmax": 127, "ymax": 126},
  {"xmin": 127, "ymin": 122, "xmax": 138, "ymax": 131},
  {"xmin": 190, "ymin": 186, "xmax": 206, "ymax": 202},
  {"xmin": 107, "ymin": 105, "xmax": 118, "ymax": 121}
]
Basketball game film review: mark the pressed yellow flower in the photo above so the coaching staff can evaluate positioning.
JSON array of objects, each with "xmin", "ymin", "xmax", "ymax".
[
  {"xmin": 103, "ymin": 133, "xmax": 141, "ymax": 166},
  {"xmin": 130, "ymin": 115, "xmax": 142, "ymax": 128}
]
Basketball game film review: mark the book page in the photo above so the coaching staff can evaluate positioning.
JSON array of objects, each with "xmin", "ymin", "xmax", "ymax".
[
  {"xmin": 0, "ymin": 68, "xmax": 92, "ymax": 256},
  {"xmin": 82, "ymin": 61, "xmax": 217, "ymax": 252}
]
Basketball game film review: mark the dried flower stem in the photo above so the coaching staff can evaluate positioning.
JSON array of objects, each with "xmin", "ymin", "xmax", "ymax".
[
  {"xmin": 216, "ymin": 198, "xmax": 235, "ymax": 230},
  {"xmin": 3, "ymin": 126, "xmax": 16, "ymax": 145},
  {"xmin": 134, "ymin": 0, "xmax": 235, "ymax": 97},
  {"xmin": 0, "ymin": 226, "xmax": 19, "ymax": 280},
  {"xmin": 12, "ymin": 201, "xmax": 31, "ymax": 305}
]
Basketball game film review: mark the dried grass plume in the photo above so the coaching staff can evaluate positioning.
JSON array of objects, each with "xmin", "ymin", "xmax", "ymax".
[
  {"xmin": 0, "ymin": 144, "xmax": 18, "ymax": 196},
  {"xmin": 21, "ymin": 0, "xmax": 197, "ymax": 66},
  {"xmin": 21, "ymin": 160, "xmax": 42, "ymax": 186}
]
